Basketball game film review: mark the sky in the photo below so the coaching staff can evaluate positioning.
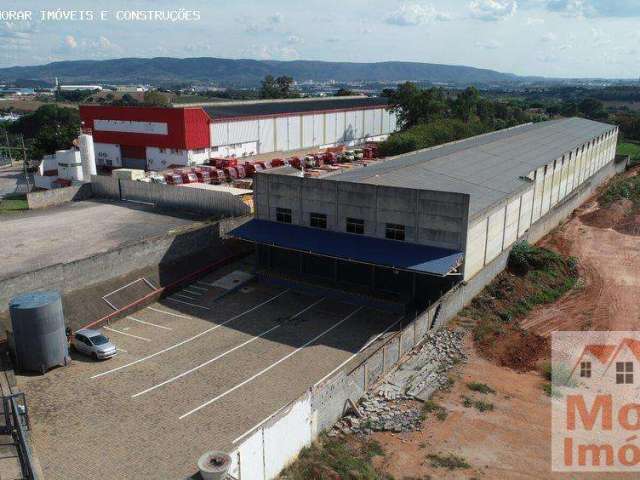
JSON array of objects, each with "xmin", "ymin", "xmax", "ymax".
[{"xmin": 0, "ymin": 0, "xmax": 639, "ymax": 79}]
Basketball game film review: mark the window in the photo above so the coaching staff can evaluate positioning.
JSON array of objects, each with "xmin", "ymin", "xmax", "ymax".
[
  {"xmin": 385, "ymin": 223, "xmax": 405, "ymax": 241},
  {"xmin": 276, "ymin": 207, "xmax": 292, "ymax": 224},
  {"xmin": 616, "ymin": 362, "xmax": 634, "ymax": 384},
  {"xmin": 309, "ymin": 212, "xmax": 327, "ymax": 229},
  {"xmin": 346, "ymin": 218, "xmax": 364, "ymax": 235},
  {"xmin": 580, "ymin": 361, "xmax": 591, "ymax": 378},
  {"xmin": 616, "ymin": 362, "xmax": 633, "ymax": 385}
]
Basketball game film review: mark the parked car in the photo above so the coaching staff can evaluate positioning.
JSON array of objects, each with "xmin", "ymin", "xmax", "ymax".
[{"xmin": 71, "ymin": 328, "xmax": 117, "ymax": 360}]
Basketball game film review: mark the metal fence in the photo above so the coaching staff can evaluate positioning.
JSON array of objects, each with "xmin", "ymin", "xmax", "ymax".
[{"xmin": 0, "ymin": 393, "xmax": 38, "ymax": 479}]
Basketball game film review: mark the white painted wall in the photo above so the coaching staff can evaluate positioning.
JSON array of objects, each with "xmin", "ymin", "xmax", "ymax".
[
  {"xmin": 146, "ymin": 147, "xmax": 211, "ymax": 170},
  {"xmin": 94, "ymin": 142, "xmax": 122, "ymax": 168},
  {"xmin": 94, "ymin": 119, "xmax": 168, "ymax": 135},
  {"xmin": 209, "ymin": 108, "xmax": 398, "ymax": 157}
]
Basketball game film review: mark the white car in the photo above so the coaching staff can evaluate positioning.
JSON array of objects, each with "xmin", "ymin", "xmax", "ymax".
[{"xmin": 71, "ymin": 328, "xmax": 117, "ymax": 360}]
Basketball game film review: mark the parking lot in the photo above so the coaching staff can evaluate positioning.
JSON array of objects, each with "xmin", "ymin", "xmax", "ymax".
[{"xmin": 17, "ymin": 270, "xmax": 401, "ymax": 480}]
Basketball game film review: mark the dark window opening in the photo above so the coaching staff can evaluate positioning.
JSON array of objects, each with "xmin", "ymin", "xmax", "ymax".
[
  {"xmin": 580, "ymin": 361, "xmax": 591, "ymax": 378},
  {"xmin": 346, "ymin": 217, "xmax": 364, "ymax": 234},
  {"xmin": 309, "ymin": 212, "xmax": 327, "ymax": 229},
  {"xmin": 616, "ymin": 362, "xmax": 634, "ymax": 384},
  {"xmin": 276, "ymin": 207, "xmax": 292, "ymax": 224},
  {"xmin": 385, "ymin": 223, "xmax": 405, "ymax": 241}
]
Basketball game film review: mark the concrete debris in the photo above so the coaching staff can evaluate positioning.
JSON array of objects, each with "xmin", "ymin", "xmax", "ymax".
[{"xmin": 330, "ymin": 328, "xmax": 465, "ymax": 436}]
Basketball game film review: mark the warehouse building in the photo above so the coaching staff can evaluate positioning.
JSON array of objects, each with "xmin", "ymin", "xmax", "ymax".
[
  {"xmin": 232, "ymin": 117, "xmax": 619, "ymax": 312},
  {"xmin": 79, "ymin": 96, "xmax": 396, "ymax": 170}
]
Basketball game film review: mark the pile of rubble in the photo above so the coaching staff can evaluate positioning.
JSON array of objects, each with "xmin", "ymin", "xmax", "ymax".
[{"xmin": 330, "ymin": 328, "xmax": 465, "ymax": 436}]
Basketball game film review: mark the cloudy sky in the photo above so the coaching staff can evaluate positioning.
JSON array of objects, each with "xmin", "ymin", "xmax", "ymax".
[{"xmin": 1, "ymin": 0, "xmax": 639, "ymax": 78}]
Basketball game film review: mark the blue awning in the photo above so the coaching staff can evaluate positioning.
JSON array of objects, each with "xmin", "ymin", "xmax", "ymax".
[{"xmin": 230, "ymin": 219, "xmax": 463, "ymax": 276}]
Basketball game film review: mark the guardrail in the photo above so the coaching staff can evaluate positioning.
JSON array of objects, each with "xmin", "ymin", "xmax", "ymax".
[{"xmin": 1, "ymin": 393, "xmax": 39, "ymax": 480}]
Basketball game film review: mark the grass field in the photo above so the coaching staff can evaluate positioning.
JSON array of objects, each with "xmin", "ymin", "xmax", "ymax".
[{"xmin": 618, "ymin": 142, "xmax": 640, "ymax": 164}]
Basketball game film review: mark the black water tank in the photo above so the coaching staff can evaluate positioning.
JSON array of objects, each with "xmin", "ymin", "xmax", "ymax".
[{"xmin": 9, "ymin": 291, "xmax": 70, "ymax": 374}]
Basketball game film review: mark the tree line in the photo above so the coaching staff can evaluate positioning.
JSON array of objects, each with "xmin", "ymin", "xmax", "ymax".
[{"xmin": 378, "ymin": 83, "xmax": 533, "ymax": 156}]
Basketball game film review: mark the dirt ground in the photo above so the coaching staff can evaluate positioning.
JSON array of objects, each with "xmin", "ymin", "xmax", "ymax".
[
  {"xmin": 521, "ymin": 171, "xmax": 640, "ymax": 335},
  {"xmin": 370, "ymin": 169, "xmax": 640, "ymax": 479}
]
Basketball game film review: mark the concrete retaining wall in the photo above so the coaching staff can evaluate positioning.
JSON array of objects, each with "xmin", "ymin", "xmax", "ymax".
[
  {"xmin": 91, "ymin": 175, "xmax": 251, "ymax": 218},
  {"xmin": 228, "ymin": 156, "xmax": 625, "ymax": 480},
  {"xmin": 26, "ymin": 183, "xmax": 93, "ymax": 209},
  {"xmin": 0, "ymin": 222, "xmax": 224, "ymax": 312}
]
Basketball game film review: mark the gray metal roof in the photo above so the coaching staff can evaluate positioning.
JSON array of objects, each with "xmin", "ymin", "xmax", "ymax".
[
  {"xmin": 202, "ymin": 96, "xmax": 390, "ymax": 119},
  {"xmin": 325, "ymin": 118, "xmax": 616, "ymax": 218}
]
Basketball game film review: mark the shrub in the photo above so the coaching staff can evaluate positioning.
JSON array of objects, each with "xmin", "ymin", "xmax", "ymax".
[
  {"xmin": 466, "ymin": 382, "xmax": 496, "ymax": 394},
  {"xmin": 426, "ymin": 453, "xmax": 470, "ymax": 470}
]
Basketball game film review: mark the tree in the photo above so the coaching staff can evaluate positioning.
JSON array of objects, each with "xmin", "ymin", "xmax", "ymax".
[
  {"xmin": 260, "ymin": 75, "xmax": 299, "ymax": 99},
  {"xmin": 560, "ymin": 101, "xmax": 579, "ymax": 117},
  {"xmin": 112, "ymin": 94, "xmax": 139, "ymax": 106},
  {"xmin": 579, "ymin": 98, "xmax": 605, "ymax": 119},
  {"xmin": 8, "ymin": 104, "xmax": 80, "ymax": 159},
  {"xmin": 389, "ymin": 82, "xmax": 447, "ymax": 129},
  {"xmin": 452, "ymin": 86, "xmax": 480, "ymax": 123},
  {"xmin": 336, "ymin": 88, "xmax": 355, "ymax": 96},
  {"xmin": 143, "ymin": 90, "xmax": 170, "ymax": 106}
]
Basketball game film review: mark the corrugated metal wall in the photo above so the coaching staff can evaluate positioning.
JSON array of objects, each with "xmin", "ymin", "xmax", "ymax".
[
  {"xmin": 463, "ymin": 128, "xmax": 619, "ymax": 281},
  {"xmin": 210, "ymin": 108, "xmax": 396, "ymax": 154}
]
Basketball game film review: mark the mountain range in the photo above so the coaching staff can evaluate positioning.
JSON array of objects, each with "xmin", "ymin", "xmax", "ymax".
[{"xmin": 0, "ymin": 57, "xmax": 536, "ymax": 87}]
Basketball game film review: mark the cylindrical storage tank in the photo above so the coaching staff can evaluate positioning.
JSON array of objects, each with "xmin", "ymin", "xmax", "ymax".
[
  {"xmin": 79, "ymin": 134, "xmax": 97, "ymax": 179},
  {"xmin": 9, "ymin": 291, "xmax": 70, "ymax": 374},
  {"xmin": 57, "ymin": 150, "xmax": 84, "ymax": 182},
  {"xmin": 197, "ymin": 451, "xmax": 231, "ymax": 480}
]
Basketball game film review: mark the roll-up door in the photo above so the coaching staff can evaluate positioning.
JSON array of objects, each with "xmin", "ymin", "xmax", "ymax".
[
  {"xmin": 313, "ymin": 114, "xmax": 324, "ymax": 146},
  {"xmin": 336, "ymin": 112, "xmax": 346, "ymax": 142},
  {"xmin": 302, "ymin": 115, "xmax": 314, "ymax": 148},
  {"xmin": 212, "ymin": 122, "xmax": 228, "ymax": 146},
  {"xmin": 373, "ymin": 109, "xmax": 383, "ymax": 135},
  {"xmin": 259, "ymin": 118, "xmax": 275, "ymax": 154},
  {"xmin": 325, "ymin": 112, "xmax": 337, "ymax": 144},
  {"xmin": 288, "ymin": 116, "xmax": 301, "ymax": 150},
  {"xmin": 228, "ymin": 120, "xmax": 259, "ymax": 144},
  {"xmin": 275, "ymin": 117, "xmax": 288, "ymax": 151},
  {"xmin": 364, "ymin": 110, "xmax": 375, "ymax": 137}
]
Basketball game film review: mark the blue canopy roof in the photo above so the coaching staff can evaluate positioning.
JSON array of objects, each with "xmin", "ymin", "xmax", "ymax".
[{"xmin": 230, "ymin": 219, "xmax": 463, "ymax": 276}]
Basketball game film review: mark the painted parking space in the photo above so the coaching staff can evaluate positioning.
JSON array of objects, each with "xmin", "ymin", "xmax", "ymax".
[{"xmin": 17, "ymin": 279, "xmax": 404, "ymax": 480}]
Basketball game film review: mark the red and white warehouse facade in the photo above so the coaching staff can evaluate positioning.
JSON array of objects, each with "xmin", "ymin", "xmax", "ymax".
[{"xmin": 79, "ymin": 97, "xmax": 397, "ymax": 170}]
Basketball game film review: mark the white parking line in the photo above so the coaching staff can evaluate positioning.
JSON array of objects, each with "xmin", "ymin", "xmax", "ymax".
[
  {"xmin": 104, "ymin": 326, "xmax": 151, "ymax": 342},
  {"xmin": 173, "ymin": 293, "xmax": 198, "ymax": 301},
  {"xmin": 233, "ymin": 313, "xmax": 403, "ymax": 445},
  {"xmin": 128, "ymin": 316, "xmax": 173, "ymax": 331},
  {"xmin": 183, "ymin": 289, "xmax": 203, "ymax": 296},
  {"xmin": 165, "ymin": 297, "xmax": 210, "ymax": 310},
  {"xmin": 188, "ymin": 285, "xmax": 208, "ymax": 292},
  {"xmin": 90, "ymin": 290, "xmax": 290, "ymax": 379},
  {"xmin": 178, "ymin": 306, "xmax": 364, "ymax": 420},
  {"xmin": 131, "ymin": 298, "xmax": 325, "ymax": 399},
  {"xmin": 147, "ymin": 307, "xmax": 191, "ymax": 319}
]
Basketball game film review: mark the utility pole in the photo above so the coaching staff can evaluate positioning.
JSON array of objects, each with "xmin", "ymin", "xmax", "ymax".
[
  {"xmin": 2, "ymin": 130, "xmax": 13, "ymax": 165},
  {"xmin": 20, "ymin": 135, "xmax": 31, "ymax": 192}
]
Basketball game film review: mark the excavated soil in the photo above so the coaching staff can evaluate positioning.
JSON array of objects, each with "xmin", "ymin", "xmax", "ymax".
[
  {"xmin": 522, "ymin": 175, "xmax": 640, "ymax": 335},
  {"xmin": 374, "ymin": 168, "xmax": 640, "ymax": 479},
  {"xmin": 373, "ymin": 337, "xmax": 639, "ymax": 480}
]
